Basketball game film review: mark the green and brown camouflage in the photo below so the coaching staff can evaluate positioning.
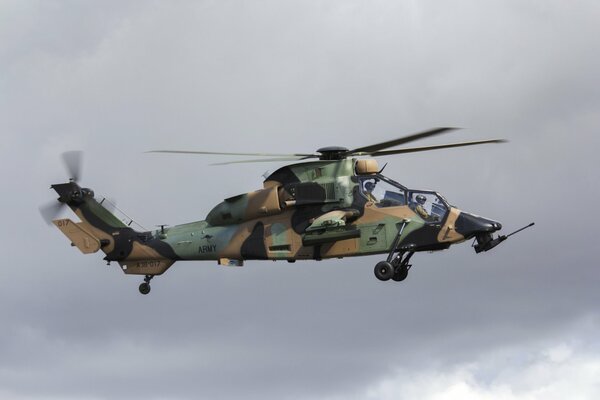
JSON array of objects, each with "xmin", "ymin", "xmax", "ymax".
[
  {"xmin": 49, "ymin": 157, "xmax": 506, "ymax": 285},
  {"xmin": 45, "ymin": 128, "xmax": 536, "ymax": 293}
]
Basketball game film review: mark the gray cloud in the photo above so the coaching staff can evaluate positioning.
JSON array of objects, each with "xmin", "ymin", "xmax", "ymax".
[{"xmin": 1, "ymin": 1, "xmax": 599, "ymax": 399}]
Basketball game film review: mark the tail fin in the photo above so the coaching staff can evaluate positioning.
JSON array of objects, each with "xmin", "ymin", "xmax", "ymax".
[
  {"xmin": 49, "ymin": 180, "xmax": 130, "ymax": 258},
  {"xmin": 50, "ymin": 181, "xmax": 129, "ymax": 233},
  {"xmin": 48, "ymin": 181, "xmax": 178, "ymax": 276},
  {"xmin": 52, "ymin": 218, "xmax": 104, "ymax": 254}
]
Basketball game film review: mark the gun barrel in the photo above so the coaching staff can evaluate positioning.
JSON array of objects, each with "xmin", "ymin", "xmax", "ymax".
[{"xmin": 505, "ymin": 222, "xmax": 535, "ymax": 238}]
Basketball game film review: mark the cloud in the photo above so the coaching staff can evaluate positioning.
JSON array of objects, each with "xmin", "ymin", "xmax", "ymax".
[
  {"xmin": 364, "ymin": 354, "xmax": 599, "ymax": 400},
  {"xmin": 357, "ymin": 319, "xmax": 600, "ymax": 400},
  {"xmin": 1, "ymin": 1, "xmax": 600, "ymax": 399}
]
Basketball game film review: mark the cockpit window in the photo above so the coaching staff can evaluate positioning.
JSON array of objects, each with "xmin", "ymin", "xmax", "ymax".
[
  {"xmin": 360, "ymin": 176, "xmax": 406, "ymax": 207},
  {"xmin": 358, "ymin": 175, "xmax": 450, "ymax": 222},
  {"xmin": 408, "ymin": 191, "xmax": 448, "ymax": 222}
]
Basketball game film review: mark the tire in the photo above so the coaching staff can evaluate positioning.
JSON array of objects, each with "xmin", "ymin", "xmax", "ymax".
[
  {"xmin": 374, "ymin": 261, "xmax": 394, "ymax": 281},
  {"xmin": 392, "ymin": 265, "xmax": 408, "ymax": 282},
  {"xmin": 139, "ymin": 282, "xmax": 151, "ymax": 295}
]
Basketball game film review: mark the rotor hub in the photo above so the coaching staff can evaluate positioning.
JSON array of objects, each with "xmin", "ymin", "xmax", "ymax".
[{"xmin": 317, "ymin": 146, "xmax": 349, "ymax": 160}]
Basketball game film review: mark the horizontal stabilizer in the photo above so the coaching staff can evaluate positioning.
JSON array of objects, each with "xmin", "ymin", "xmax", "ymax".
[
  {"xmin": 119, "ymin": 260, "xmax": 175, "ymax": 276},
  {"xmin": 53, "ymin": 218, "xmax": 101, "ymax": 254}
]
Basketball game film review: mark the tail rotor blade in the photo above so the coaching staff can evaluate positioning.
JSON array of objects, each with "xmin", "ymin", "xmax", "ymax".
[
  {"xmin": 62, "ymin": 151, "xmax": 83, "ymax": 182},
  {"xmin": 39, "ymin": 201, "xmax": 64, "ymax": 225}
]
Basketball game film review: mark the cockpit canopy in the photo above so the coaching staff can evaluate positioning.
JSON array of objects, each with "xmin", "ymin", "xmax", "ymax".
[
  {"xmin": 257, "ymin": 159, "xmax": 451, "ymax": 224},
  {"xmin": 359, "ymin": 175, "xmax": 450, "ymax": 222}
]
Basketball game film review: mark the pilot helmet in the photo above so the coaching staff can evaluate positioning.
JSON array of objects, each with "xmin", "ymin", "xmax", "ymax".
[{"xmin": 416, "ymin": 194, "xmax": 427, "ymax": 204}]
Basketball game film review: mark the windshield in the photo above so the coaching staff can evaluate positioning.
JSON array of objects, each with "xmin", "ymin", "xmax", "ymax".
[
  {"xmin": 359, "ymin": 174, "xmax": 450, "ymax": 222},
  {"xmin": 359, "ymin": 176, "xmax": 406, "ymax": 207},
  {"xmin": 408, "ymin": 191, "xmax": 449, "ymax": 222}
]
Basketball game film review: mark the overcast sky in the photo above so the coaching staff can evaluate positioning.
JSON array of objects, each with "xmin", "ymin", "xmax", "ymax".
[{"xmin": 1, "ymin": 1, "xmax": 599, "ymax": 399}]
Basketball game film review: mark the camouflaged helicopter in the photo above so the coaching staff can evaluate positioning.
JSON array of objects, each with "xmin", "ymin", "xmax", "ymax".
[{"xmin": 41, "ymin": 128, "xmax": 534, "ymax": 294}]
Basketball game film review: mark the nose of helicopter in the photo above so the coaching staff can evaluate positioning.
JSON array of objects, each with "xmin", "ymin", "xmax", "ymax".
[{"xmin": 454, "ymin": 212, "xmax": 502, "ymax": 238}]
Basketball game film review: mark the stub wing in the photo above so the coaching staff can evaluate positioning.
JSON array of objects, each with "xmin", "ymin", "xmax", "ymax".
[{"xmin": 302, "ymin": 210, "xmax": 361, "ymax": 246}]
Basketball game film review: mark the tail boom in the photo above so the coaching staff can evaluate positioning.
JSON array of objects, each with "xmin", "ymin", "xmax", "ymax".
[{"xmin": 49, "ymin": 181, "xmax": 180, "ymax": 276}]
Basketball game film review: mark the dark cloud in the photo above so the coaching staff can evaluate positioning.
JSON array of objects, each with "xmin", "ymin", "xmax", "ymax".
[{"xmin": 1, "ymin": 1, "xmax": 599, "ymax": 399}]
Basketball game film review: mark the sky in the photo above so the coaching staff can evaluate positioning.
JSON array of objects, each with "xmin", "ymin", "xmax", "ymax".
[{"xmin": 1, "ymin": 0, "xmax": 599, "ymax": 399}]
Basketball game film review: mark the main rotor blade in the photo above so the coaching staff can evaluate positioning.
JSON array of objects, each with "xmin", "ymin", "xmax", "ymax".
[
  {"xmin": 210, "ymin": 156, "xmax": 319, "ymax": 166},
  {"xmin": 39, "ymin": 201, "xmax": 64, "ymax": 225},
  {"xmin": 147, "ymin": 150, "xmax": 318, "ymax": 158},
  {"xmin": 350, "ymin": 127, "xmax": 459, "ymax": 154},
  {"xmin": 62, "ymin": 151, "xmax": 82, "ymax": 182},
  {"xmin": 369, "ymin": 139, "xmax": 507, "ymax": 157}
]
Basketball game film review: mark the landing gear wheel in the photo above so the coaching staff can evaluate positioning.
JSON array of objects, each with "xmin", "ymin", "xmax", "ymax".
[
  {"xmin": 392, "ymin": 265, "xmax": 408, "ymax": 282},
  {"xmin": 374, "ymin": 261, "xmax": 394, "ymax": 281},
  {"xmin": 139, "ymin": 282, "xmax": 151, "ymax": 295}
]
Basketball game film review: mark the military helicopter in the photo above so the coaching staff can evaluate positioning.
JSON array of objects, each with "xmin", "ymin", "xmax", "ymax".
[{"xmin": 41, "ymin": 128, "xmax": 534, "ymax": 294}]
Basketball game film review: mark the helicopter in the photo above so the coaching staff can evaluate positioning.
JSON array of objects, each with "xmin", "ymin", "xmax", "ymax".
[{"xmin": 41, "ymin": 127, "xmax": 534, "ymax": 295}]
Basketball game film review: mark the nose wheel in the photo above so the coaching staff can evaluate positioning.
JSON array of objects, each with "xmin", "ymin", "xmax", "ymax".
[{"xmin": 138, "ymin": 275, "xmax": 154, "ymax": 295}]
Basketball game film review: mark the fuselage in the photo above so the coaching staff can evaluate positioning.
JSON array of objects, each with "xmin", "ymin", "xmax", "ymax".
[
  {"xmin": 152, "ymin": 158, "xmax": 500, "ymax": 264},
  {"xmin": 51, "ymin": 158, "xmax": 502, "ymax": 277}
]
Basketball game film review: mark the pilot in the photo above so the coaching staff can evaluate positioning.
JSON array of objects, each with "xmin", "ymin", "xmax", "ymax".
[
  {"xmin": 414, "ymin": 194, "xmax": 430, "ymax": 220},
  {"xmin": 364, "ymin": 181, "xmax": 378, "ymax": 203}
]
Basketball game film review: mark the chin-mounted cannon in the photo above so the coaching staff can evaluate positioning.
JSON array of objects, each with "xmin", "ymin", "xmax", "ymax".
[{"xmin": 474, "ymin": 222, "xmax": 535, "ymax": 253}]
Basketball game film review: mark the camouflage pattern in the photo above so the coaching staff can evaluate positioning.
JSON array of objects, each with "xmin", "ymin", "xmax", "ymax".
[{"xmin": 49, "ymin": 158, "xmax": 504, "ymax": 280}]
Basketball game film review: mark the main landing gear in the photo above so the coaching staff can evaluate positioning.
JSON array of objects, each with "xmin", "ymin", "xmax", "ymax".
[
  {"xmin": 139, "ymin": 275, "xmax": 154, "ymax": 295},
  {"xmin": 374, "ymin": 220, "xmax": 414, "ymax": 282},
  {"xmin": 374, "ymin": 251, "xmax": 414, "ymax": 282}
]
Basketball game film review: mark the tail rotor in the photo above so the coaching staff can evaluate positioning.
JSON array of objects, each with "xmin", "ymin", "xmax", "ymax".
[
  {"xmin": 39, "ymin": 151, "xmax": 84, "ymax": 224},
  {"xmin": 62, "ymin": 150, "xmax": 82, "ymax": 183}
]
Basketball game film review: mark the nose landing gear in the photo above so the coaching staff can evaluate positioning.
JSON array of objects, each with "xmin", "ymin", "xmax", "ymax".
[{"xmin": 138, "ymin": 274, "xmax": 154, "ymax": 295}]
